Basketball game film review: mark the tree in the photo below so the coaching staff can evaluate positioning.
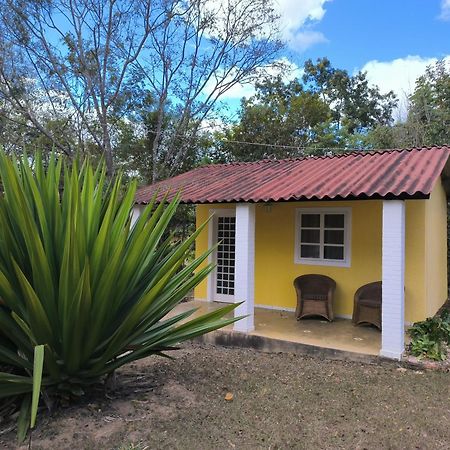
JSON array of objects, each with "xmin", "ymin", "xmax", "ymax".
[
  {"xmin": 303, "ymin": 57, "xmax": 397, "ymax": 134},
  {"xmin": 0, "ymin": 0, "xmax": 283, "ymax": 176},
  {"xmin": 0, "ymin": 0, "xmax": 154, "ymax": 172},
  {"xmin": 115, "ymin": 94, "xmax": 167, "ymax": 185},
  {"xmin": 114, "ymin": 92, "xmax": 219, "ymax": 184},
  {"xmin": 223, "ymin": 76, "xmax": 330, "ymax": 161},
  {"xmin": 134, "ymin": 0, "xmax": 283, "ymax": 181},
  {"xmin": 408, "ymin": 59, "xmax": 450, "ymax": 146},
  {"xmin": 365, "ymin": 59, "xmax": 450, "ymax": 150},
  {"xmin": 222, "ymin": 59, "xmax": 398, "ymax": 162}
]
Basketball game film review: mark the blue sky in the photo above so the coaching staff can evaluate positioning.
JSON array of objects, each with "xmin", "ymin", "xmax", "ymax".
[
  {"xmin": 222, "ymin": 0, "xmax": 450, "ymax": 120},
  {"xmin": 297, "ymin": 0, "xmax": 449, "ymax": 69}
]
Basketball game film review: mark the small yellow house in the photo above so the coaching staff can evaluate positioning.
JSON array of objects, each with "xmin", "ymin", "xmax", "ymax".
[{"xmin": 135, "ymin": 146, "xmax": 450, "ymax": 360}]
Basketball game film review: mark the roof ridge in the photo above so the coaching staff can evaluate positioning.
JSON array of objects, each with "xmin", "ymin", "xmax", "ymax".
[{"xmin": 197, "ymin": 146, "xmax": 450, "ymax": 169}]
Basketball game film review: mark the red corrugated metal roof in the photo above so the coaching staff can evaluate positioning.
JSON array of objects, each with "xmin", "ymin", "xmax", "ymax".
[{"xmin": 135, "ymin": 147, "xmax": 450, "ymax": 204}]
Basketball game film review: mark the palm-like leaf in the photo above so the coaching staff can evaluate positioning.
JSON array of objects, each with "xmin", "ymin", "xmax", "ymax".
[{"xmin": 0, "ymin": 151, "xmax": 239, "ymax": 439}]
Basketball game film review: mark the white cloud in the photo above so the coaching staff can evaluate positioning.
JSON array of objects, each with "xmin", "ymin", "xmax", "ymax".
[
  {"xmin": 288, "ymin": 30, "xmax": 328, "ymax": 52},
  {"xmin": 275, "ymin": 0, "xmax": 331, "ymax": 51},
  {"xmin": 276, "ymin": 0, "xmax": 328, "ymax": 31},
  {"xmin": 207, "ymin": 57, "xmax": 303, "ymax": 100},
  {"xmin": 440, "ymin": 0, "xmax": 450, "ymax": 20},
  {"xmin": 215, "ymin": 80, "xmax": 256, "ymax": 101},
  {"xmin": 361, "ymin": 55, "xmax": 450, "ymax": 120},
  {"xmin": 198, "ymin": 1, "xmax": 331, "ymax": 104},
  {"xmin": 200, "ymin": 0, "xmax": 330, "ymax": 52}
]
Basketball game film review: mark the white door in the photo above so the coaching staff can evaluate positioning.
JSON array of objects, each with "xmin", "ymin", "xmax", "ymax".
[{"xmin": 212, "ymin": 212, "xmax": 236, "ymax": 303}]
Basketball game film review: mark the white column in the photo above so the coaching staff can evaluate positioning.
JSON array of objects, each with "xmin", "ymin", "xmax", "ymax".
[
  {"xmin": 380, "ymin": 200, "xmax": 406, "ymax": 360},
  {"xmin": 131, "ymin": 205, "xmax": 144, "ymax": 227},
  {"xmin": 233, "ymin": 203, "xmax": 256, "ymax": 332}
]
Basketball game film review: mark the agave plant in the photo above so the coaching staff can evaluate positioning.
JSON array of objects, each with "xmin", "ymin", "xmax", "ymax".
[{"xmin": 0, "ymin": 151, "xmax": 238, "ymax": 439}]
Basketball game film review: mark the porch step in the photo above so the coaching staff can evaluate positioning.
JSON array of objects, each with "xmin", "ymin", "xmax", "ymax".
[{"xmin": 195, "ymin": 329, "xmax": 382, "ymax": 365}]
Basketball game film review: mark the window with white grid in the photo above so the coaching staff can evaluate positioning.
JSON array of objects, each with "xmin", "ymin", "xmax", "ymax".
[
  {"xmin": 295, "ymin": 208, "xmax": 351, "ymax": 267},
  {"xmin": 216, "ymin": 216, "xmax": 236, "ymax": 296}
]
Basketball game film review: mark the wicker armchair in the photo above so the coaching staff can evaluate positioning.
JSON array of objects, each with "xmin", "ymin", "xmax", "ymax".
[
  {"xmin": 293, "ymin": 274, "xmax": 336, "ymax": 322},
  {"xmin": 352, "ymin": 281, "xmax": 382, "ymax": 330}
]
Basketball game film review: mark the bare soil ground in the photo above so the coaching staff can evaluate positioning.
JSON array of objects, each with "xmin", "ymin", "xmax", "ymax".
[{"xmin": 1, "ymin": 342, "xmax": 450, "ymax": 450}]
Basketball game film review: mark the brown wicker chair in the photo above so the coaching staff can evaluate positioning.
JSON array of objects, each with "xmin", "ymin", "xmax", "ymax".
[
  {"xmin": 293, "ymin": 274, "xmax": 336, "ymax": 322},
  {"xmin": 352, "ymin": 281, "xmax": 382, "ymax": 330}
]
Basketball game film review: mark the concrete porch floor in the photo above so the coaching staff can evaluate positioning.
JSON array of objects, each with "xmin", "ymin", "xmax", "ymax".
[{"xmin": 175, "ymin": 300, "xmax": 389, "ymax": 356}]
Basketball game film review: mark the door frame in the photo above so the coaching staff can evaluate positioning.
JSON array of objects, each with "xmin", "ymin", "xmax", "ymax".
[{"xmin": 208, "ymin": 208, "xmax": 237, "ymax": 303}]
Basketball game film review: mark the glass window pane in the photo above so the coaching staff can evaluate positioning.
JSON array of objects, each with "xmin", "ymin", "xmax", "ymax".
[
  {"xmin": 300, "ymin": 244, "xmax": 320, "ymax": 258},
  {"xmin": 324, "ymin": 246, "xmax": 344, "ymax": 260},
  {"xmin": 324, "ymin": 229, "xmax": 344, "ymax": 245},
  {"xmin": 324, "ymin": 214, "xmax": 345, "ymax": 228},
  {"xmin": 301, "ymin": 214, "xmax": 320, "ymax": 227},
  {"xmin": 301, "ymin": 229, "xmax": 320, "ymax": 244}
]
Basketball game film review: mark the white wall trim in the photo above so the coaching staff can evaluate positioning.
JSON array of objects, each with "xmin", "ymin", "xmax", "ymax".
[
  {"xmin": 254, "ymin": 304, "xmax": 296, "ymax": 313},
  {"xmin": 335, "ymin": 313, "xmax": 353, "ymax": 320},
  {"xmin": 207, "ymin": 214, "xmax": 214, "ymax": 303},
  {"xmin": 294, "ymin": 207, "xmax": 352, "ymax": 268},
  {"xmin": 198, "ymin": 299, "xmax": 354, "ymax": 321},
  {"xmin": 380, "ymin": 200, "xmax": 406, "ymax": 360},
  {"xmin": 233, "ymin": 204, "xmax": 256, "ymax": 332},
  {"xmin": 254, "ymin": 304, "xmax": 353, "ymax": 320},
  {"xmin": 131, "ymin": 205, "xmax": 144, "ymax": 228}
]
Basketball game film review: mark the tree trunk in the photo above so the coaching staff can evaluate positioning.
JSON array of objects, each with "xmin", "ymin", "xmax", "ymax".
[
  {"xmin": 151, "ymin": 98, "xmax": 167, "ymax": 182},
  {"xmin": 101, "ymin": 120, "xmax": 114, "ymax": 175}
]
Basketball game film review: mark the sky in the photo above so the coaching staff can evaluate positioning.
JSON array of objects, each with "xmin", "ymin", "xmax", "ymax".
[{"xmin": 221, "ymin": 0, "xmax": 450, "ymax": 120}]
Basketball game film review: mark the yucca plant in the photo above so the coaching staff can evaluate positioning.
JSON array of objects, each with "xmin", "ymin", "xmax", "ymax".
[{"xmin": 0, "ymin": 151, "xmax": 238, "ymax": 440}]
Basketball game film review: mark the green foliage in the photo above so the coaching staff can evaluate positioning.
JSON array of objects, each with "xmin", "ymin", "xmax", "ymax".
[
  {"xmin": 223, "ymin": 77, "xmax": 330, "ymax": 161},
  {"xmin": 408, "ymin": 59, "xmax": 450, "ymax": 146},
  {"xmin": 367, "ymin": 59, "xmax": 450, "ymax": 150},
  {"xmin": 115, "ymin": 93, "xmax": 214, "ymax": 185},
  {"xmin": 303, "ymin": 57, "xmax": 397, "ymax": 134},
  {"xmin": 0, "ymin": 151, "xmax": 238, "ymax": 440},
  {"xmin": 408, "ymin": 310, "xmax": 450, "ymax": 361},
  {"xmin": 223, "ymin": 58, "xmax": 398, "ymax": 161},
  {"xmin": 409, "ymin": 334, "xmax": 446, "ymax": 361}
]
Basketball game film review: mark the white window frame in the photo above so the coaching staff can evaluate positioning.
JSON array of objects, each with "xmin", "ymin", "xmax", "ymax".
[{"xmin": 294, "ymin": 207, "xmax": 352, "ymax": 267}]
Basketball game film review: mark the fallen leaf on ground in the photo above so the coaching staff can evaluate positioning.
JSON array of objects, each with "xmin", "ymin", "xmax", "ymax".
[{"xmin": 224, "ymin": 392, "xmax": 234, "ymax": 401}]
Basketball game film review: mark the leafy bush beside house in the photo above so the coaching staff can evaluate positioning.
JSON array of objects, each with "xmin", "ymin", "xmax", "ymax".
[
  {"xmin": 0, "ymin": 151, "xmax": 238, "ymax": 440},
  {"xmin": 408, "ymin": 309, "xmax": 450, "ymax": 361}
]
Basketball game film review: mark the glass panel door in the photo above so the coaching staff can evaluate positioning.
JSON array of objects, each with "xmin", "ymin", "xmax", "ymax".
[{"xmin": 214, "ymin": 215, "xmax": 236, "ymax": 302}]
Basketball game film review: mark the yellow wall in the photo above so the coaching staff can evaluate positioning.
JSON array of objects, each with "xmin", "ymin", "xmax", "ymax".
[
  {"xmin": 405, "ymin": 200, "xmax": 427, "ymax": 321},
  {"xmin": 425, "ymin": 180, "xmax": 448, "ymax": 316},
  {"xmin": 194, "ymin": 191, "xmax": 447, "ymax": 324},
  {"xmin": 253, "ymin": 200, "xmax": 383, "ymax": 318}
]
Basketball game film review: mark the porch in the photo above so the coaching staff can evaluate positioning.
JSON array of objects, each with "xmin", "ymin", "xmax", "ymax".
[
  {"xmin": 199, "ymin": 201, "xmax": 408, "ymax": 360},
  {"xmin": 175, "ymin": 300, "xmax": 392, "ymax": 356}
]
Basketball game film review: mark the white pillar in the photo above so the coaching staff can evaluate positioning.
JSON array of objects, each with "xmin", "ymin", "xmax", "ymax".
[
  {"xmin": 380, "ymin": 200, "xmax": 406, "ymax": 360},
  {"xmin": 131, "ymin": 205, "xmax": 144, "ymax": 227},
  {"xmin": 233, "ymin": 203, "xmax": 256, "ymax": 332}
]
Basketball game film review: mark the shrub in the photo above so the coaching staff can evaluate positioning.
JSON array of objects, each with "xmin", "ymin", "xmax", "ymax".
[
  {"xmin": 408, "ymin": 310, "xmax": 450, "ymax": 361},
  {"xmin": 0, "ymin": 152, "xmax": 238, "ymax": 440}
]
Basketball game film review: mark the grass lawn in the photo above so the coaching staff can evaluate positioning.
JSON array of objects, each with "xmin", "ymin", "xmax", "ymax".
[{"xmin": 3, "ymin": 342, "xmax": 450, "ymax": 449}]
